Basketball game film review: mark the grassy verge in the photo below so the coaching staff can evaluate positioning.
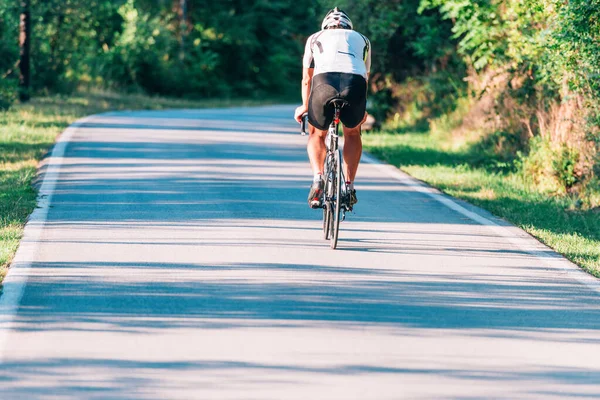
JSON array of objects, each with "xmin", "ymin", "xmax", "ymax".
[
  {"xmin": 363, "ymin": 131, "xmax": 600, "ymax": 278},
  {"xmin": 0, "ymin": 90, "xmax": 278, "ymax": 283}
]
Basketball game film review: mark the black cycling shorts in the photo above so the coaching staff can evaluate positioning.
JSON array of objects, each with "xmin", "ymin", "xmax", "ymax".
[{"xmin": 308, "ymin": 72, "xmax": 367, "ymax": 130}]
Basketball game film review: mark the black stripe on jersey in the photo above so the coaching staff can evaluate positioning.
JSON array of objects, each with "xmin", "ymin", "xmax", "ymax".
[
  {"xmin": 358, "ymin": 32, "xmax": 369, "ymax": 61},
  {"xmin": 337, "ymin": 51, "xmax": 356, "ymax": 58},
  {"xmin": 310, "ymin": 31, "xmax": 325, "ymax": 54}
]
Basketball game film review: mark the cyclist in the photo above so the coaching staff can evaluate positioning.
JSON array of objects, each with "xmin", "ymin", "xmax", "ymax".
[{"xmin": 294, "ymin": 7, "xmax": 371, "ymax": 209}]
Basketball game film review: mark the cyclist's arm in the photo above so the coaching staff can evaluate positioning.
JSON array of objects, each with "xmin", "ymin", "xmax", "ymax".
[
  {"xmin": 295, "ymin": 35, "xmax": 315, "ymax": 122},
  {"xmin": 301, "ymin": 67, "xmax": 314, "ymax": 109},
  {"xmin": 364, "ymin": 39, "xmax": 372, "ymax": 122},
  {"xmin": 365, "ymin": 38, "xmax": 372, "ymax": 82}
]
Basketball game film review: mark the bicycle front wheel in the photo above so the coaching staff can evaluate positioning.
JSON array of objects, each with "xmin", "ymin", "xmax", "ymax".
[
  {"xmin": 322, "ymin": 153, "xmax": 333, "ymax": 240},
  {"xmin": 323, "ymin": 205, "xmax": 331, "ymax": 240},
  {"xmin": 329, "ymin": 149, "xmax": 342, "ymax": 249}
]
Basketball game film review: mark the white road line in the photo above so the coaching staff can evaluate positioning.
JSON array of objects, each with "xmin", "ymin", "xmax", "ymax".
[
  {"xmin": 362, "ymin": 152, "xmax": 600, "ymax": 294},
  {"xmin": 0, "ymin": 115, "xmax": 95, "ymax": 362}
]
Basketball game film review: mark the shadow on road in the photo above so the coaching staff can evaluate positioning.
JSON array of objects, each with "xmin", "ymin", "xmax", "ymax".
[
  {"xmin": 3, "ymin": 109, "xmax": 600, "ymax": 398},
  {"xmin": 9, "ymin": 261, "xmax": 600, "ymax": 332}
]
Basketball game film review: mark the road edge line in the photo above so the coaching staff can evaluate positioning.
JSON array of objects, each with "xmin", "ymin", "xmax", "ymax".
[
  {"xmin": 0, "ymin": 115, "xmax": 96, "ymax": 362},
  {"xmin": 361, "ymin": 152, "xmax": 600, "ymax": 294}
]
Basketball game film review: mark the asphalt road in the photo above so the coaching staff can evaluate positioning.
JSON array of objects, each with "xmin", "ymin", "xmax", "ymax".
[{"xmin": 1, "ymin": 106, "xmax": 600, "ymax": 399}]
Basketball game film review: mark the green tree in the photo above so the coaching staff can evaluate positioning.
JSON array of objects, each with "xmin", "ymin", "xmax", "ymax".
[
  {"xmin": 18, "ymin": 0, "xmax": 31, "ymax": 101},
  {"xmin": 0, "ymin": 1, "xmax": 19, "ymax": 108}
]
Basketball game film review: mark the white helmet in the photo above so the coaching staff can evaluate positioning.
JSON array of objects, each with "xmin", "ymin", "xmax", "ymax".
[{"xmin": 321, "ymin": 7, "xmax": 353, "ymax": 30}]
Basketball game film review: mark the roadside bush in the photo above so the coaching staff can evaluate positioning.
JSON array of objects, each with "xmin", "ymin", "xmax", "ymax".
[
  {"xmin": 517, "ymin": 136, "xmax": 560, "ymax": 192},
  {"xmin": 517, "ymin": 136, "xmax": 583, "ymax": 195},
  {"xmin": 553, "ymin": 147, "xmax": 580, "ymax": 190},
  {"xmin": 579, "ymin": 177, "xmax": 600, "ymax": 210},
  {"xmin": 0, "ymin": 79, "xmax": 17, "ymax": 110}
]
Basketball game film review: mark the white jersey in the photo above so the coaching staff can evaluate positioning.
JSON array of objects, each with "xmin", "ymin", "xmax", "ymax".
[{"xmin": 302, "ymin": 29, "xmax": 371, "ymax": 79}]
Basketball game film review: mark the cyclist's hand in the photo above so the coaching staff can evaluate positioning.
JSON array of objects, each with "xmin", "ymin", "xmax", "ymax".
[{"xmin": 294, "ymin": 105, "xmax": 308, "ymax": 123}]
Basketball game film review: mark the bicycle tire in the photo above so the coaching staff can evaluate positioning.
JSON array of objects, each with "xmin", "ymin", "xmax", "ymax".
[
  {"xmin": 323, "ymin": 205, "xmax": 331, "ymax": 239},
  {"xmin": 323, "ymin": 153, "xmax": 333, "ymax": 240},
  {"xmin": 330, "ymin": 149, "xmax": 342, "ymax": 249}
]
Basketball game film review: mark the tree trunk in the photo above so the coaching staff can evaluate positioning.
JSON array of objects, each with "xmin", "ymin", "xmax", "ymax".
[
  {"xmin": 19, "ymin": 0, "xmax": 31, "ymax": 102},
  {"xmin": 179, "ymin": 0, "xmax": 187, "ymax": 62}
]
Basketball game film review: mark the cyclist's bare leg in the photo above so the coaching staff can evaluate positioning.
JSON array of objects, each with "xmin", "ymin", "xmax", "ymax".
[
  {"xmin": 307, "ymin": 124, "xmax": 328, "ymax": 175},
  {"xmin": 342, "ymin": 125, "xmax": 362, "ymax": 181}
]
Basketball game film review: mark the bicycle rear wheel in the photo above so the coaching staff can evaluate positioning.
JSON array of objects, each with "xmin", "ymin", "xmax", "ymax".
[{"xmin": 329, "ymin": 149, "xmax": 342, "ymax": 249}]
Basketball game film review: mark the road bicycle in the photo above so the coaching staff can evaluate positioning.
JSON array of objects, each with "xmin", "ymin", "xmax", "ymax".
[{"xmin": 301, "ymin": 99, "xmax": 350, "ymax": 249}]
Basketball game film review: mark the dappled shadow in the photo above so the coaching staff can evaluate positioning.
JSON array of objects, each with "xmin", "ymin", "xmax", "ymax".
[
  {"xmin": 364, "ymin": 132, "xmax": 518, "ymax": 174},
  {"xmin": 47, "ymin": 172, "xmax": 476, "ymax": 224},
  {"xmin": 364, "ymin": 137, "xmax": 600, "ymax": 268},
  {"xmin": 42, "ymin": 124, "xmax": 479, "ymax": 224},
  {"xmin": 366, "ymin": 144, "xmax": 475, "ymax": 168},
  {"xmin": 2, "ymin": 360, "xmax": 600, "ymax": 400},
  {"xmin": 3, "ymin": 257, "xmax": 600, "ymax": 397},
  {"xmin": 77, "ymin": 122, "xmax": 295, "ymax": 135},
  {"xmin": 1, "ymin": 358, "xmax": 599, "ymax": 399},
  {"xmin": 9, "ymin": 262, "xmax": 600, "ymax": 332},
  {"xmin": 3, "ymin": 108, "xmax": 600, "ymax": 397},
  {"xmin": 65, "ymin": 140, "xmax": 306, "ymax": 161}
]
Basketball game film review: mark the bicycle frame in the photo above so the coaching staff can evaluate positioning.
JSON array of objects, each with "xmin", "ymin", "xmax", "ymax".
[
  {"xmin": 325, "ymin": 107, "xmax": 340, "ymax": 152},
  {"xmin": 324, "ymin": 103, "xmax": 348, "ymax": 248},
  {"xmin": 300, "ymin": 102, "xmax": 348, "ymax": 249},
  {"xmin": 325, "ymin": 104, "xmax": 348, "ymax": 209}
]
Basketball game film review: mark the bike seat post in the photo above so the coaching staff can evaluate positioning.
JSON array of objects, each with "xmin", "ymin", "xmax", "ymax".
[
  {"xmin": 333, "ymin": 105, "xmax": 341, "ymax": 125},
  {"xmin": 325, "ymin": 99, "xmax": 348, "ymax": 151},
  {"xmin": 330, "ymin": 99, "xmax": 348, "ymax": 125}
]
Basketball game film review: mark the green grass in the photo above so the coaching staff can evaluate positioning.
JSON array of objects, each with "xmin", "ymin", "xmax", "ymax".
[
  {"xmin": 0, "ymin": 90, "xmax": 278, "ymax": 283},
  {"xmin": 363, "ymin": 131, "xmax": 600, "ymax": 277}
]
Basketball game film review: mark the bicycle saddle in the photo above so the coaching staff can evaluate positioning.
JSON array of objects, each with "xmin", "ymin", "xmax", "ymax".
[{"xmin": 327, "ymin": 98, "xmax": 349, "ymax": 108}]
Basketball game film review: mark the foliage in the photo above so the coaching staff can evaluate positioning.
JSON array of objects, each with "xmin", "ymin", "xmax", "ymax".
[
  {"xmin": 0, "ymin": 79, "xmax": 17, "ymax": 111},
  {"xmin": 551, "ymin": 0, "xmax": 600, "ymax": 96},
  {"xmin": 327, "ymin": 0, "xmax": 465, "ymax": 123},
  {"xmin": 416, "ymin": 0, "xmax": 600, "ymax": 128},
  {"xmin": 1, "ymin": 0, "xmax": 324, "ymax": 98},
  {"xmin": 1, "ymin": 0, "xmax": 599, "ymax": 200},
  {"xmin": 549, "ymin": 0, "xmax": 600, "ymax": 148},
  {"xmin": 419, "ymin": 0, "xmax": 550, "ymax": 71},
  {"xmin": 517, "ymin": 136, "xmax": 562, "ymax": 192},
  {"xmin": 411, "ymin": 0, "xmax": 600, "ymax": 202},
  {"xmin": 30, "ymin": 0, "xmax": 126, "ymax": 92},
  {"xmin": 0, "ymin": 0, "xmax": 19, "ymax": 109}
]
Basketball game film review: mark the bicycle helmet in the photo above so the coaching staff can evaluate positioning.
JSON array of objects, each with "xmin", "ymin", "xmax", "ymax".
[{"xmin": 321, "ymin": 7, "xmax": 353, "ymax": 30}]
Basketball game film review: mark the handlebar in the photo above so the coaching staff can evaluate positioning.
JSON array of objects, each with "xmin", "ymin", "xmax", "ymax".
[{"xmin": 300, "ymin": 113, "xmax": 308, "ymax": 136}]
